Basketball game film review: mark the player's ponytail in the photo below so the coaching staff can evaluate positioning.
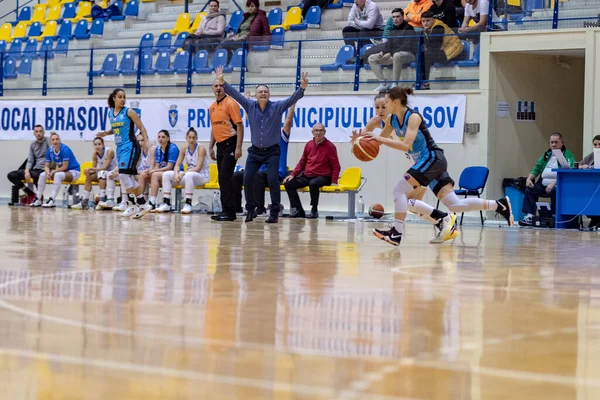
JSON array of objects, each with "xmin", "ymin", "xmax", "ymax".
[{"xmin": 387, "ymin": 86, "xmax": 414, "ymax": 106}]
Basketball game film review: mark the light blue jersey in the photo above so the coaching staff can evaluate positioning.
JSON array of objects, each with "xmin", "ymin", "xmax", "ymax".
[
  {"xmin": 46, "ymin": 143, "xmax": 80, "ymax": 171},
  {"xmin": 109, "ymin": 106, "xmax": 135, "ymax": 149},
  {"xmin": 390, "ymin": 108, "xmax": 439, "ymax": 166}
]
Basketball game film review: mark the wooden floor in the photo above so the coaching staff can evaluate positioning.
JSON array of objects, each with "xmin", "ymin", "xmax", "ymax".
[{"xmin": 1, "ymin": 207, "xmax": 600, "ymax": 399}]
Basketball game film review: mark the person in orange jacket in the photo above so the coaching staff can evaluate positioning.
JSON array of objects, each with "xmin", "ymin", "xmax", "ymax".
[{"xmin": 404, "ymin": 0, "xmax": 432, "ymax": 28}]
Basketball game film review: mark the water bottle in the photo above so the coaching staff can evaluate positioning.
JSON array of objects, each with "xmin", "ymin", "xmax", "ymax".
[
  {"xmin": 357, "ymin": 196, "xmax": 365, "ymax": 219},
  {"xmin": 212, "ymin": 192, "xmax": 222, "ymax": 214},
  {"xmin": 62, "ymin": 186, "xmax": 68, "ymax": 206}
]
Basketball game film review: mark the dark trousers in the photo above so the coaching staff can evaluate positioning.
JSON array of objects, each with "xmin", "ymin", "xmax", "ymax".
[
  {"xmin": 420, "ymin": 48, "xmax": 447, "ymax": 82},
  {"xmin": 244, "ymin": 145, "xmax": 280, "ymax": 217},
  {"xmin": 216, "ymin": 136, "xmax": 238, "ymax": 215},
  {"xmin": 522, "ymin": 180, "xmax": 556, "ymax": 216},
  {"xmin": 284, "ymin": 175, "xmax": 331, "ymax": 212},
  {"xmin": 232, "ymin": 170, "xmax": 284, "ymax": 211},
  {"xmin": 183, "ymin": 34, "xmax": 222, "ymax": 54},
  {"xmin": 302, "ymin": 0, "xmax": 331, "ymax": 17},
  {"xmin": 7, "ymin": 160, "xmax": 43, "ymax": 201},
  {"xmin": 342, "ymin": 26, "xmax": 383, "ymax": 50},
  {"xmin": 232, "ymin": 170, "xmax": 245, "ymax": 212}
]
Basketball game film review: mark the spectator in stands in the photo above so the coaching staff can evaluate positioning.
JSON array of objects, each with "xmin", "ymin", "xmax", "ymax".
[
  {"xmin": 33, "ymin": 132, "xmax": 81, "ymax": 208},
  {"xmin": 301, "ymin": 0, "xmax": 331, "ymax": 19},
  {"xmin": 185, "ymin": 0, "xmax": 226, "ymax": 53},
  {"xmin": 458, "ymin": 0, "xmax": 500, "ymax": 39},
  {"xmin": 366, "ymin": 8, "xmax": 416, "ymax": 92},
  {"xmin": 404, "ymin": 0, "xmax": 432, "ymax": 28},
  {"xmin": 220, "ymin": 0, "xmax": 270, "ymax": 56},
  {"xmin": 579, "ymin": 135, "xmax": 600, "ymax": 229},
  {"xmin": 429, "ymin": 0, "xmax": 458, "ymax": 28},
  {"xmin": 518, "ymin": 132, "xmax": 575, "ymax": 227},
  {"xmin": 579, "ymin": 135, "xmax": 600, "ymax": 169},
  {"xmin": 7, "ymin": 125, "xmax": 48, "ymax": 206},
  {"xmin": 419, "ymin": 11, "xmax": 464, "ymax": 90},
  {"xmin": 343, "ymin": 0, "xmax": 384, "ymax": 62},
  {"xmin": 215, "ymin": 66, "xmax": 308, "ymax": 223},
  {"xmin": 284, "ymin": 123, "xmax": 340, "ymax": 219}
]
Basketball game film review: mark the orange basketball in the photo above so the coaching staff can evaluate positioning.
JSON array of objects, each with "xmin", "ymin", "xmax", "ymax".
[
  {"xmin": 353, "ymin": 136, "xmax": 379, "ymax": 162},
  {"xmin": 369, "ymin": 203, "xmax": 385, "ymax": 219}
]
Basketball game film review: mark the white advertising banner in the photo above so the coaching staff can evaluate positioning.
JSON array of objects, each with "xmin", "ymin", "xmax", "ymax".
[{"xmin": 0, "ymin": 94, "xmax": 466, "ymax": 143}]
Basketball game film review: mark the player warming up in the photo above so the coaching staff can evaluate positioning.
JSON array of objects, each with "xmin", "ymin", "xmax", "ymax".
[
  {"xmin": 97, "ymin": 88, "xmax": 151, "ymax": 219},
  {"xmin": 356, "ymin": 93, "xmax": 458, "ymax": 243},
  {"xmin": 363, "ymin": 87, "xmax": 513, "ymax": 246}
]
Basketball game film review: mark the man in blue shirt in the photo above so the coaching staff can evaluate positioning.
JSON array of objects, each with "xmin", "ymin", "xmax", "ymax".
[{"xmin": 215, "ymin": 66, "xmax": 308, "ymax": 223}]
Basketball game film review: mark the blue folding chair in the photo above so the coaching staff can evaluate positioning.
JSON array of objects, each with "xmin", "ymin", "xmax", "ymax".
[
  {"xmin": 225, "ymin": 10, "xmax": 243, "ymax": 35},
  {"xmin": 320, "ymin": 45, "xmax": 354, "ymax": 71},
  {"xmin": 171, "ymin": 31, "xmax": 189, "ymax": 53},
  {"xmin": 305, "ymin": 6, "xmax": 321, "ymax": 28},
  {"xmin": 172, "ymin": 50, "xmax": 190, "ymax": 73},
  {"xmin": 90, "ymin": 53, "xmax": 117, "ymax": 76},
  {"xmin": 437, "ymin": 166, "xmax": 490, "ymax": 225},
  {"xmin": 18, "ymin": 56, "xmax": 32, "ymax": 76},
  {"xmin": 117, "ymin": 50, "xmax": 137, "ymax": 75}
]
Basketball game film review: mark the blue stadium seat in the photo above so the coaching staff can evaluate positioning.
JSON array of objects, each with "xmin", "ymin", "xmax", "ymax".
[
  {"xmin": 90, "ymin": 19, "xmax": 104, "ymax": 38},
  {"xmin": 155, "ymin": 51, "xmax": 172, "ymax": 74},
  {"xmin": 359, "ymin": 43, "xmax": 373, "ymax": 69},
  {"xmin": 0, "ymin": 41, "xmax": 6, "ymax": 55},
  {"xmin": 226, "ymin": 48, "xmax": 244, "ymax": 72},
  {"xmin": 18, "ymin": 56, "xmax": 32, "ymax": 76},
  {"xmin": 8, "ymin": 39, "xmax": 23, "ymax": 59},
  {"xmin": 54, "ymin": 37, "xmax": 69, "ymax": 57},
  {"xmin": 270, "ymin": 27, "xmax": 284, "ymax": 49},
  {"xmin": 457, "ymin": 43, "xmax": 480, "ymax": 67},
  {"xmin": 124, "ymin": 0, "xmax": 139, "ymax": 20},
  {"xmin": 253, "ymin": 44, "xmax": 270, "ymax": 51},
  {"xmin": 196, "ymin": 49, "xmax": 228, "ymax": 73},
  {"xmin": 4, "ymin": 57, "xmax": 17, "ymax": 79},
  {"xmin": 173, "ymin": 50, "xmax": 190, "ymax": 73},
  {"xmin": 268, "ymin": 8, "xmax": 282, "ymax": 26},
  {"xmin": 154, "ymin": 32, "xmax": 172, "ymax": 53},
  {"xmin": 22, "ymin": 39, "xmax": 38, "ymax": 58},
  {"xmin": 305, "ymin": 6, "xmax": 321, "ymax": 28},
  {"xmin": 57, "ymin": 20, "xmax": 73, "ymax": 40},
  {"xmin": 320, "ymin": 45, "xmax": 354, "ymax": 71},
  {"xmin": 110, "ymin": 1, "xmax": 124, "ymax": 19},
  {"xmin": 171, "ymin": 31, "xmax": 189, "ymax": 53},
  {"xmin": 59, "ymin": 3, "xmax": 77, "ymax": 24},
  {"xmin": 118, "ymin": 50, "xmax": 137, "ymax": 75},
  {"xmin": 28, "ymin": 22, "xmax": 42, "ymax": 38},
  {"xmin": 38, "ymin": 38, "xmax": 54, "ymax": 58},
  {"xmin": 192, "ymin": 50, "xmax": 209, "ymax": 72},
  {"xmin": 73, "ymin": 20, "xmax": 89, "ymax": 40},
  {"xmin": 225, "ymin": 10, "xmax": 243, "ymax": 35},
  {"xmin": 140, "ymin": 51, "xmax": 155, "ymax": 75},
  {"xmin": 11, "ymin": 6, "xmax": 31, "ymax": 26},
  {"xmin": 90, "ymin": 53, "xmax": 117, "ymax": 76},
  {"xmin": 139, "ymin": 32, "xmax": 154, "ymax": 54}
]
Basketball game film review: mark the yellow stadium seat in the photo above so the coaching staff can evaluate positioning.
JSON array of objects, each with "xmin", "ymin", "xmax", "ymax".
[
  {"xmin": 271, "ymin": 6, "xmax": 302, "ymax": 31},
  {"xmin": 47, "ymin": 0, "xmax": 61, "ymax": 6},
  {"xmin": 33, "ymin": 20, "xmax": 57, "ymax": 41},
  {"xmin": 203, "ymin": 164, "xmax": 220, "ymax": 189},
  {"xmin": 163, "ymin": 13, "xmax": 191, "ymax": 35},
  {"xmin": 0, "ymin": 23, "xmax": 12, "ymax": 42},
  {"xmin": 45, "ymin": 5, "xmax": 62, "ymax": 23},
  {"xmin": 187, "ymin": 12, "xmax": 207, "ymax": 34},
  {"xmin": 8, "ymin": 22, "xmax": 28, "ymax": 42},
  {"xmin": 71, "ymin": 161, "xmax": 92, "ymax": 185},
  {"xmin": 26, "ymin": 4, "xmax": 48, "ymax": 26},
  {"xmin": 97, "ymin": 0, "xmax": 108, "ymax": 8},
  {"xmin": 70, "ymin": 1, "xmax": 92, "ymax": 23},
  {"xmin": 321, "ymin": 167, "xmax": 362, "ymax": 192},
  {"xmin": 140, "ymin": 0, "xmax": 155, "ymax": 3}
]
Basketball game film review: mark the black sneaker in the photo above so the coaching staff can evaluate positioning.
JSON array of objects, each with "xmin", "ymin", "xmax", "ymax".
[
  {"xmin": 265, "ymin": 215, "xmax": 278, "ymax": 223},
  {"xmin": 495, "ymin": 196, "xmax": 514, "ymax": 227},
  {"xmin": 373, "ymin": 226, "xmax": 402, "ymax": 246},
  {"xmin": 245, "ymin": 214, "xmax": 254, "ymax": 223}
]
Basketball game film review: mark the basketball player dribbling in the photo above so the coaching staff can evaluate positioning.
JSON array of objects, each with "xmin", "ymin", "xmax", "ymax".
[
  {"xmin": 96, "ymin": 88, "xmax": 151, "ymax": 219},
  {"xmin": 355, "ymin": 87, "xmax": 513, "ymax": 246},
  {"xmin": 357, "ymin": 92, "xmax": 459, "ymax": 244}
]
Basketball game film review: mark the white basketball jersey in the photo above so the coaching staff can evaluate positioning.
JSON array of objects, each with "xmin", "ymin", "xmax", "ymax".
[
  {"xmin": 96, "ymin": 148, "xmax": 117, "ymax": 171},
  {"xmin": 186, "ymin": 144, "xmax": 209, "ymax": 179},
  {"xmin": 138, "ymin": 148, "xmax": 151, "ymax": 173}
]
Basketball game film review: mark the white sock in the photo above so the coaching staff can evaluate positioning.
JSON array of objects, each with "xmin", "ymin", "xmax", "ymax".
[
  {"xmin": 393, "ymin": 219, "xmax": 405, "ymax": 233},
  {"xmin": 100, "ymin": 189, "xmax": 106, "ymax": 198},
  {"xmin": 150, "ymin": 195, "xmax": 157, "ymax": 205}
]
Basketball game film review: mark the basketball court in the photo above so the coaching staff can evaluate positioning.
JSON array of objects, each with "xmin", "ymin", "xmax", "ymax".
[{"xmin": 0, "ymin": 207, "xmax": 598, "ymax": 399}]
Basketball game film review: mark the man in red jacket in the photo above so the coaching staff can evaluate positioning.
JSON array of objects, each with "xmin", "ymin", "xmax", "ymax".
[{"xmin": 283, "ymin": 123, "xmax": 341, "ymax": 219}]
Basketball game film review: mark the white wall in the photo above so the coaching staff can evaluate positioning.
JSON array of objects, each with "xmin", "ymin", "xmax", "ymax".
[{"xmin": 0, "ymin": 92, "xmax": 486, "ymax": 215}]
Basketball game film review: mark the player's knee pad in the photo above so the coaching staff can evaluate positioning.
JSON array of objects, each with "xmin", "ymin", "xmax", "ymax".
[
  {"xmin": 393, "ymin": 176, "xmax": 414, "ymax": 200},
  {"xmin": 119, "ymin": 174, "xmax": 133, "ymax": 189},
  {"xmin": 441, "ymin": 192, "xmax": 466, "ymax": 213}
]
